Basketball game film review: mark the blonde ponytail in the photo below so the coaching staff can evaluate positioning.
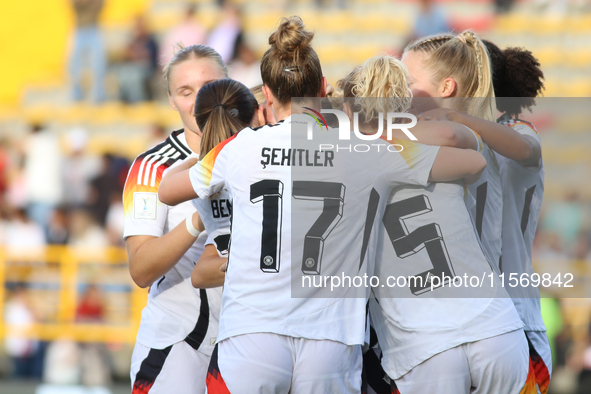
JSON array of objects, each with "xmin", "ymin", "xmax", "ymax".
[{"xmin": 405, "ymin": 30, "xmax": 496, "ymax": 121}]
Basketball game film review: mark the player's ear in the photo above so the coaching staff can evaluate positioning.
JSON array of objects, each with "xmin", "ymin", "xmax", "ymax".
[
  {"xmin": 262, "ymin": 85, "xmax": 274, "ymax": 108},
  {"xmin": 253, "ymin": 106, "xmax": 266, "ymax": 127},
  {"xmin": 168, "ymin": 93, "xmax": 178, "ymax": 111},
  {"xmin": 319, "ymin": 76, "xmax": 328, "ymax": 98},
  {"xmin": 440, "ymin": 78, "xmax": 457, "ymax": 98}
]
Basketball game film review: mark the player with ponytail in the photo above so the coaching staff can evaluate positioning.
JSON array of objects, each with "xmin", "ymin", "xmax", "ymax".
[
  {"xmin": 402, "ymin": 30, "xmax": 505, "ymax": 282},
  {"xmin": 419, "ymin": 41, "xmax": 551, "ymax": 393}
]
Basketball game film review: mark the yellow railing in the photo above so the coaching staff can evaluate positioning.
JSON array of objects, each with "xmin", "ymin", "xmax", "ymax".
[{"xmin": 0, "ymin": 246, "xmax": 147, "ymax": 344}]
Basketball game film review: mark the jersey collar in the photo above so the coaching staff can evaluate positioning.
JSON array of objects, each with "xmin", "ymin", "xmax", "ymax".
[{"xmin": 169, "ymin": 129, "xmax": 193, "ymax": 156}]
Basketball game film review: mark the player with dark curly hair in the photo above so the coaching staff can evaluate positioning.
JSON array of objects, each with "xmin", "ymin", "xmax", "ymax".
[
  {"xmin": 483, "ymin": 40, "xmax": 545, "ymax": 117},
  {"xmin": 418, "ymin": 42, "xmax": 550, "ymax": 394}
]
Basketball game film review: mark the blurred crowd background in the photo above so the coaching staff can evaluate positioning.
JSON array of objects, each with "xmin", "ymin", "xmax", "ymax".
[{"xmin": 1, "ymin": 0, "xmax": 591, "ymax": 393}]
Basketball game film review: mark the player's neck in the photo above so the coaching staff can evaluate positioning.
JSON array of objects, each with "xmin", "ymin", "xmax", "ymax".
[{"xmin": 184, "ymin": 129, "xmax": 202, "ymax": 155}]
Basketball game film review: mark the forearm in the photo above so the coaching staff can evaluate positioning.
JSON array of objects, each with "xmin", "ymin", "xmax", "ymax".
[
  {"xmin": 428, "ymin": 147, "xmax": 487, "ymax": 183},
  {"xmin": 192, "ymin": 254, "xmax": 226, "ymax": 288},
  {"xmin": 127, "ymin": 216, "xmax": 201, "ymax": 288},
  {"xmin": 159, "ymin": 166, "xmax": 198, "ymax": 206},
  {"xmin": 450, "ymin": 111, "xmax": 536, "ymax": 162},
  {"xmin": 408, "ymin": 121, "xmax": 477, "ymax": 150}
]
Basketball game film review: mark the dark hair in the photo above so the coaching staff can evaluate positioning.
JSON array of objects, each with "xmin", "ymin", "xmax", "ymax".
[
  {"xmin": 260, "ymin": 16, "xmax": 323, "ymax": 106},
  {"xmin": 483, "ymin": 40, "xmax": 545, "ymax": 117},
  {"xmin": 194, "ymin": 79, "xmax": 258, "ymax": 155}
]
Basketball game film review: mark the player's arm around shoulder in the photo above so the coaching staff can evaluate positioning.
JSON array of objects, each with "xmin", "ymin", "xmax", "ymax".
[
  {"xmin": 127, "ymin": 211, "xmax": 204, "ymax": 288},
  {"xmin": 409, "ymin": 119, "xmax": 479, "ymax": 150},
  {"xmin": 422, "ymin": 108, "xmax": 540, "ymax": 166},
  {"xmin": 158, "ymin": 157, "xmax": 198, "ymax": 206},
  {"xmin": 428, "ymin": 146, "xmax": 486, "ymax": 185}
]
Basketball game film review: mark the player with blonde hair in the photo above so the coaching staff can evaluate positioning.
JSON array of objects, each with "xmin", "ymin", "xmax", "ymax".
[
  {"xmin": 402, "ymin": 30, "xmax": 504, "ymax": 288},
  {"xmin": 344, "ymin": 54, "xmax": 531, "ymax": 394},
  {"xmin": 418, "ymin": 41, "xmax": 550, "ymax": 393}
]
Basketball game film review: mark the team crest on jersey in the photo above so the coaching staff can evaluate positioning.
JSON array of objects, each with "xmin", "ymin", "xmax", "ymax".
[{"xmin": 134, "ymin": 192, "xmax": 158, "ymax": 220}]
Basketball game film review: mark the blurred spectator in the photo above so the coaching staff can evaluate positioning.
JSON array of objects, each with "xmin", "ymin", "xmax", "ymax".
[
  {"xmin": 76, "ymin": 285, "xmax": 105, "ymax": 323},
  {"xmin": 76, "ymin": 285, "xmax": 112, "ymax": 386},
  {"xmin": 229, "ymin": 35, "xmax": 262, "ymax": 88},
  {"xmin": 4, "ymin": 285, "xmax": 39, "ymax": 379},
  {"xmin": 69, "ymin": 0, "xmax": 106, "ymax": 102},
  {"xmin": 117, "ymin": 16, "xmax": 159, "ymax": 103},
  {"xmin": 105, "ymin": 193, "xmax": 125, "ymax": 246},
  {"xmin": 47, "ymin": 207, "xmax": 70, "ymax": 245},
  {"xmin": 87, "ymin": 154, "xmax": 129, "ymax": 226},
  {"xmin": 23, "ymin": 123, "xmax": 63, "ymax": 233},
  {"xmin": 6, "ymin": 155, "xmax": 27, "ymax": 210},
  {"xmin": 574, "ymin": 232, "xmax": 591, "ymax": 260},
  {"xmin": 535, "ymin": 232, "xmax": 568, "ymax": 261},
  {"xmin": 542, "ymin": 192, "xmax": 588, "ymax": 251},
  {"xmin": 410, "ymin": 0, "xmax": 450, "ymax": 41},
  {"xmin": 207, "ymin": 2, "xmax": 243, "ymax": 63},
  {"xmin": 0, "ymin": 138, "xmax": 10, "ymax": 203},
  {"xmin": 160, "ymin": 5, "xmax": 207, "ymax": 65},
  {"xmin": 68, "ymin": 208, "xmax": 109, "ymax": 249},
  {"xmin": 4, "ymin": 208, "xmax": 46, "ymax": 254},
  {"xmin": 62, "ymin": 127, "xmax": 101, "ymax": 208},
  {"xmin": 43, "ymin": 339, "xmax": 81, "ymax": 384},
  {"xmin": 146, "ymin": 123, "xmax": 168, "ymax": 150}
]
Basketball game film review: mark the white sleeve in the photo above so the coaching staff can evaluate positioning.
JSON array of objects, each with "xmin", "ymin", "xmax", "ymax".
[
  {"xmin": 189, "ymin": 137, "xmax": 234, "ymax": 199},
  {"xmin": 122, "ymin": 157, "xmax": 168, "ymax": 239},
  {"xmin": 381, "ymin": 139, "xmax": 440, "ymax": 188},
  {"xmin": 205, "ymin": 229, "xmax": 231, "ymax": 258}
]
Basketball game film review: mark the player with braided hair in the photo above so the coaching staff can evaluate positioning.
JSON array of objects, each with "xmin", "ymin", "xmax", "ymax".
[
  {"xmin": 419, "ymin": 41, "xmax": 550, "ymax": 393},
  {"xmin": 402, "ymin": 30, "xmax": 505, "ymax": 296}
]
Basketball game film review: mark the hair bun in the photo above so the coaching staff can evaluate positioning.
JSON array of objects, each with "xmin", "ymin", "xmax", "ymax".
[{"xmin": 269, "ymin": 16, "xmax": 314, "ymax": 54}]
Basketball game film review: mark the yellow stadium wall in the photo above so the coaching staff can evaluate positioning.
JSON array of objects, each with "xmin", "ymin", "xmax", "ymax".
[{"xmin": 0, "ymin": 0, "xmax": 150, "ymax": 106}]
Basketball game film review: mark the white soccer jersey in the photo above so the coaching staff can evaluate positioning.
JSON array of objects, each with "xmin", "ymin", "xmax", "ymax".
[
  {"xmin": 465, "ymin": 140, "xmax": 503, "ymax": 270},
  {"xmin": 496, "ymin": 116, "xmax": 546, "ymax": 332},
  {"xmin": 369, "ymin": 179, "xmax": 524, "ymax": 380},
  {"xmin": 123, "ymin": 130, "xmax": 220, "ymax": 353},
  {"xmin": 188, "ymin": 114, "xmax": 440, "ymax": 346},
  {"xmin": 192, "ymin": 190, "xmax": 232, "ymax": 258}
]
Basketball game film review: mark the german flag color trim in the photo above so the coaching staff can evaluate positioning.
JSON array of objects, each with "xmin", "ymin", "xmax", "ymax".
[
  {"xmin": 519, "ymin": 356, "xmax": 538, "ymax": 394},
  {"xmin": 206, "ymin": 345, "xmax": 231, "ymax": 394},
  {"xmin": 381, "ymin": 137, "xmax": 431, "ymax": 169},
  {"xmin": 527, "ymin": 336, "xmax": 550, "ymax": 394},
  {"xmin": 123, "ymin": 135, "xmax": 189, "ymax": 219},
  {"xmin": 196, "ymin": 134, "xmax": 237, "ymax": 189},
  {"xmin": 390, "ymin": 381, "xmax": 401, "ymax": 394},
  {"xmin": 132, "ymin": 346, "xmax": 172, "ymax": 394}
]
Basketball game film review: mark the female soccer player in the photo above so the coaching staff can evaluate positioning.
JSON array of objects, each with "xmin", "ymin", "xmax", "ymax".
[
  {"xmin": 349, "ymin": 54, "xmax": 531, "ymax": 394},
  {"xmin": 168, "ymin": 78, "xmax": 265, "ymax": 289},
  {"xmin": 159, "ymin": 16, "xmax": 486, "ymax": 394},
  {"xmin": 418, "ymin": 41, "xmax": 550, "ymax": 393},
  {"xmin": 123, "ymin": 45, "xmax": 227, "ymax": 394},
  {"xmin": 402, "ymin": 31, "xmax": 503, "ymax": 276}
]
